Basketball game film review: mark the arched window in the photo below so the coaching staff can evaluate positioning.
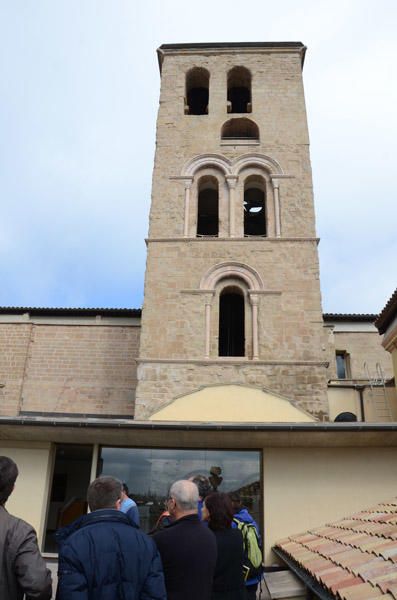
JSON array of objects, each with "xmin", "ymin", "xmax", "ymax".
[
  {"xmin": 185, "ymin": 67, "xmax": 210, "ymax": 115},
  {"xmin": 197, "ymin": 176, "xmax": 219, "ymax": 236},
  {"xmin": 221, "ymin": 118, "xmax": 259, "ymax": 140},
  {"xmin": 219, "ymin": 287, "xmax": 245, "ymax": 357},
  {"xmin": 244, "ymin": 176, "xmax": 266, "ymax": 236},
  {"xmin": 227, "ymin": 67, "xmax": 252, "ymax": 113}
]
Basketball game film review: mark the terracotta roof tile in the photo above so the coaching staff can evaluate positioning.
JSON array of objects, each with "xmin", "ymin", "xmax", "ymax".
[{"xmin": 274, "ymin": 497, "xmax": 397, "ymax": 599}]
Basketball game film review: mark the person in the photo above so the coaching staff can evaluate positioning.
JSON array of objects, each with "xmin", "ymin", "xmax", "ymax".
[
  {"xmin": 0, "ymin": 455, "xmax": 52, "ymax": 600},
  {"xmin": 203, "ymin": 492, "xmax": 245, "ymax": 600},
  {"xmin": 189, "ymin": 473, "xmax": 212, "ymax": 520},
  {"xmin": 153, "ymin": 479, "xmax": 217, "ymax": 600},
  {"xmin": 57, "ymin": 475, "xmax": 166, "ymax": 600},
  {"xmin": 121, "ymin": 481, "xmax": 140, "ymax": 526},
  {"xmin": 229, "ymin": 492, "xmax": 262, "ymax": 600}
]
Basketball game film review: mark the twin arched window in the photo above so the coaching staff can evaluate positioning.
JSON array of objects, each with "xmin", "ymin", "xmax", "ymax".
[
  {"xmin": 196, "ymin": 174, "xmax": 266, "ymax": 237},
  {"xmin": 185, "ymin": 66, "xmax": 252, "ymax": 115}
]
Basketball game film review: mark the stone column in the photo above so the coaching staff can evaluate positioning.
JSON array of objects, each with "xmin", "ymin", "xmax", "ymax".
[
  {"xmin": 250, "ymin": 294, "xmax": 259, "ymax": 360},
  {"xmin": 204, "ymin": 294, "xmax": 213, "ymax": 359},
  {"xmin": 226, "ymin": 176, "xmax": 238, "ymax": 237},
  {"xmin": 273, "ymin": 178, "xmax": 281, "ymax": 238},
  {"xmin": 183, "ymin": 178, "xmax": 193, "ymax": 237}
]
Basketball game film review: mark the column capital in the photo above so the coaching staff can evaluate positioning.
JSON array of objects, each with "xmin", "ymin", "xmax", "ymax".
[
  {"xmin": 226, "ymin": 175, "xmax": 239, "ymax": 189},
  {"xmin": 271, "ymin": 178, "xmax": 280, "ymax": 189},
  {"xmin": 249, "ymin": 293, "xmax": 259, "ymax": 306},
  {"xmin": 183, "ymin": 177, "xmax": 194, "ymax": 189}
]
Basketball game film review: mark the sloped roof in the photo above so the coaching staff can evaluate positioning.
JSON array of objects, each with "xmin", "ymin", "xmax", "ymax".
[
  {"xmin": 376, "ymin": 289, "xmax": 397, "ymax": 334},
  {"xmin": 275, "ymin": 498, "xmax": 397, "ymax": 599},
  {"xmin": 323, "ymin": 313, "xmax": 377, "ymax": 322},
  {"xmin": 0, "ymin": 306, "xmax": 141, "ymax": 317}
]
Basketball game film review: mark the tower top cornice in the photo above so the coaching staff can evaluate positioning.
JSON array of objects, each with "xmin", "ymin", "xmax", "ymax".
[{"xmin": 157, "ymin": 42, "xmax": 306, "ymax": 72}]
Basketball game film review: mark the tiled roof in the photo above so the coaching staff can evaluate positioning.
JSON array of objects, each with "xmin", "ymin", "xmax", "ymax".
[
  {"xmin": 323, "ymin": 313, "xmax": 378, "ymax": 322},
  {"xmin": 0, "ymin": 306, "xmax": 141, "ymax": 317},
  {"xmin": 376, "ymin": 289, "xmax": 397, "ymax": 334},
  {"xmin": 274, "ymin": 498, "xmax": 397, "ymax": 599}
]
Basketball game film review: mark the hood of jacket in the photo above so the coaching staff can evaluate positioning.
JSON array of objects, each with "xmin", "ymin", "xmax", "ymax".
[{"xmin": 55, "ymin": 508, "xmax": 136, "ymax": 546}]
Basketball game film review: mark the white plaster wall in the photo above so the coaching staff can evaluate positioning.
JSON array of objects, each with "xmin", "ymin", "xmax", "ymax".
[{"xmin": 263, "ymin": 447, "xmax": 397, "ymax": 564}]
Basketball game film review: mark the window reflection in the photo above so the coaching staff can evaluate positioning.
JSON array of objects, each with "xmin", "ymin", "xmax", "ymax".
[{"xmin": 99, "ymin": 447, "xmax": 261, "ymax": 533}]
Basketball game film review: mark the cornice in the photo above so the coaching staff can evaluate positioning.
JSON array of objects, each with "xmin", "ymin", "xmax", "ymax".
[
  {"xmin": 137, "ymin": 358, "xmax": 328, "ymax": 367},
  {"xmin": 146, "ymin": 237, "xmax": 319, "ymax": 243}
]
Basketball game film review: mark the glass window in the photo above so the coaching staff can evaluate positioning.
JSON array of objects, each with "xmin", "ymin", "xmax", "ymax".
[
  {"xmin": 44, "ymin": 444, "xmax": 93, "ymax": 552},
  {"xmin": 336, "ymin": 351, "xmax": 350, "ymax": 379},
  {"xmin": 99, "ymin": 447, "xmax": 261, "ymax": 533}
]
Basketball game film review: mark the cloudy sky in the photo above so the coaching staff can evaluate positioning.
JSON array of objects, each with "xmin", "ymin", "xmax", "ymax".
[{"xmin": 1, "ymin": 0, "xmax": 396, "ymax": 313}]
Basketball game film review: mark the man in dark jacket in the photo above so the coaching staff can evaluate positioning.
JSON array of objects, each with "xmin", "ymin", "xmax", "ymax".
[
  {"xmin": 57, "ymin": 475, "xmax": 166, "ymax": 600},
  {"xmin": 0, "ymin": 456, "xmax": 52, "ymax": 600},
  {"xmin": 153, "ymin": 479, "xmax": 217, "ymax": 600}
]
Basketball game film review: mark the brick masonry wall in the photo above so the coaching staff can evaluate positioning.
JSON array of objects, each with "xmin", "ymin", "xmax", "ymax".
[
  {"xmin": 0, "ymin": 322, "xmax": 140, "ymax": 417},
  {"xmin": 0, "ymin": 324, "xmax": 32, "ymax": 416}
]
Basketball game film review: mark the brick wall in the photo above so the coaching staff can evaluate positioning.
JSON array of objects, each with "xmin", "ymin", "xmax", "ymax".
[{"xmin": 0, "ymin": 320, "xmax": 140, "ymax": 417}]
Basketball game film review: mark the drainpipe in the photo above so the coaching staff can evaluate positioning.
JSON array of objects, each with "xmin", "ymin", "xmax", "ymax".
[{"xmin": 355, "ymin": 384, "xmax": 365, "ymax": 422}]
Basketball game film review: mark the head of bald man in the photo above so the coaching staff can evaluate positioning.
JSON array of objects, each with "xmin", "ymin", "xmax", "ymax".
[{"xmin": 167, "ymin": 480, "xmax": 199, "ymax": 520}]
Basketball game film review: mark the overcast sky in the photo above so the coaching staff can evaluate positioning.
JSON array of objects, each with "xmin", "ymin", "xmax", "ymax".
[{"xmin": 0, "ymin": 0, "xmax": 396, "ymax": 313}]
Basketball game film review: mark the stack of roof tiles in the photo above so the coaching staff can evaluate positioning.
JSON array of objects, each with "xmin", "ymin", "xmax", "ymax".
[{"xmin": 275, "ymin": 498, "xmax": 397, "ymax": 599}]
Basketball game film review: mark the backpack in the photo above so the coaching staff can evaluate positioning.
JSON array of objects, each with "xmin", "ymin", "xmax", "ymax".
[{"xmin": 233, "ymin": 517, "xmax": 263, "ymax": 581}]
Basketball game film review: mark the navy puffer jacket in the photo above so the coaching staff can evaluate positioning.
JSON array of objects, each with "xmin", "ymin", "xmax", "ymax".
[{"xmin": 57, "ymin": 509, "xmax": 166, "ymax": 600}]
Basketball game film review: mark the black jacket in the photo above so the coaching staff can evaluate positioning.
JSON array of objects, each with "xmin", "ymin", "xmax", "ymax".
[
  {"xmin": 211, "ymin": 528, "xmax": 245, "ymax": 600},
  {"xmin": 0, "ymin": 505, "xmax": 52, "ymax": 600},
  {"xmin": 153, "ymin": 513, "xmax": 217, "ymax": 600},
  {"xmin": 57, "ymin": 508, "xmax": 166, "ymax": 600}
]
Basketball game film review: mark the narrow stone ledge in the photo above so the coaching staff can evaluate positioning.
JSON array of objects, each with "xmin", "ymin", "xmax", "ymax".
[{"xmin": 137, "ymin": 358, "xmax": 329, "ymax": 367}]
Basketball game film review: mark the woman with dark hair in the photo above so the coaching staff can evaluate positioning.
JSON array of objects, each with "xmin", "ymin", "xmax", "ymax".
[{"xmin": 203, "ymin": 493, "xmax": 245, "ymax": 600}]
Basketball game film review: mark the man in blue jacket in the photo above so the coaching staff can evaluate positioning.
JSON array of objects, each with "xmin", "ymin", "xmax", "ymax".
[{"xmin": 57, "ymin": 476, "xmax": 166, "ymax": 600}]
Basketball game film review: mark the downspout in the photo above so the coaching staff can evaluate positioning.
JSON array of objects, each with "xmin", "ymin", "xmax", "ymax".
[{"xmin": 355, "ymin": 384, "xmax": 365, "ymax": 422}]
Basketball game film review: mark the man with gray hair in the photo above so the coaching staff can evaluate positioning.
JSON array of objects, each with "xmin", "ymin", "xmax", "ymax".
[
  {"xmin": 153, "ymin": 479, "xmax": 217, "ymax": 600},
  {"xmin": 57, "ymin": 476, "xmax": 166, "ymax": 600}
]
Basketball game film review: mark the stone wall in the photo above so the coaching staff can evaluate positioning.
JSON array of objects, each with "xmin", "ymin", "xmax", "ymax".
[
  {"xmin": 326, "ymin": 326, "xmax": 393, "ymax": 380},
  {"xmin": 137, "ymin": 45, "xmax": 329, "ymax": 418},
  {"xmin": 136, "ymin": 362, "xmax": 329, "ymax": 421}
]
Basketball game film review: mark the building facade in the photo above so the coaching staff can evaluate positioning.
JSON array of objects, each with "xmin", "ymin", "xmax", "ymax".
[{"xmin": 0, "ymin": 43, "xmax": 396, "ymax": 573}]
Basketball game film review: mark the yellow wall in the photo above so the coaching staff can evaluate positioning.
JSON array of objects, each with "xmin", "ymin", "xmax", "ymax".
[
  {"xmin": 0, "ymin": 442, "xmax": 52, "ymax": 544},
  {"xmin": 327, "ymin": 387, "xmax": 359, "ymax": 420},
  {"xmin": 150, "ymin": 385, "xmax": 315, "ymax": 422},
  {"xmin": 328, "ymin": 385, "xmax": 397, "ymax": 422},
  {"xmin": 263, "ymin": 447, "xmax": 397, "ymax": 564}
]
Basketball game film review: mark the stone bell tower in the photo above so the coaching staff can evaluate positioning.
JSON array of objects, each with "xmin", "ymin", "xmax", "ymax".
[{"xmin": 135, "ymin": 42, "xmax": 329, "ymax": 420}]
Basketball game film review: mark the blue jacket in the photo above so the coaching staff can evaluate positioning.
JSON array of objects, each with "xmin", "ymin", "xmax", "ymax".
[
  {"xmin": 231, "ymin": 508, "xmax": 262, "ymax": 586},
  {"xmin": 57, "ymin": 509, "xmax": 166, "ymax": 600}
]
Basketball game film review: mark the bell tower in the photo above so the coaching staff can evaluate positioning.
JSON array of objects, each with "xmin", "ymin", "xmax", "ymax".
[{"xmin": 135, "ymin": 42, "xmax": 329, "ymax": 420}]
